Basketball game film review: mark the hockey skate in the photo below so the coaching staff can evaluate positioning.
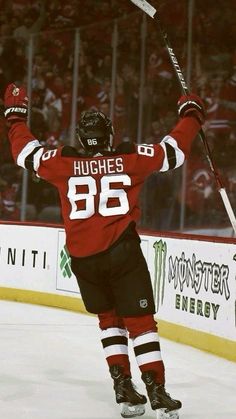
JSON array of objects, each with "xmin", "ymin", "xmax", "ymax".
[
  {"xmin": 110, "ymin": 365, "xmax": 147, "ymax": 418},
  {"xmin": 142, "ymin": 371, "xmax": 182, "ymax": 419}
]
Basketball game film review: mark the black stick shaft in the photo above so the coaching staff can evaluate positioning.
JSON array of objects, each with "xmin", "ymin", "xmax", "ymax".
[{"xmin": 157, "ymin": 19, "xmax": 224, "ymax": 190}]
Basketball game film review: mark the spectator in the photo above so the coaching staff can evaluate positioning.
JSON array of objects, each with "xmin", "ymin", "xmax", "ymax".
[
  {"xmin": 43, "ymin": 76, "xmax": 63, "ymax": 133},
  {"xmin": 13, "ymin": 1, "xmax": 46, "ymax": 49}
]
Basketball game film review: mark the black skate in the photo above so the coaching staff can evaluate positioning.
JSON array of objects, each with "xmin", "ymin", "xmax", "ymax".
[
  {"xmin": 142, "ymin": 371, "xmax": 182, "ymax": 419},
  {"xmin": 110, "ymin": 365, "xmax": 147, "ymax": 418}
]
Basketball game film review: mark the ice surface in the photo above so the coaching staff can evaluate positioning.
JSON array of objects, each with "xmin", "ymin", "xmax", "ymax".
[{"xmin": 0, "ymin": 300, "xmax": 236, "ymax": 419}]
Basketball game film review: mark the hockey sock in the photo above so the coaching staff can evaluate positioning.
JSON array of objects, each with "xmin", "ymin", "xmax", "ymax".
[
  {"xmin": 98, "ymin": 310, "xmax": 131, "ymax": 376},
  {"xmin": 123, "ymin": 314, "xmax": 165, "ymax": 384}
]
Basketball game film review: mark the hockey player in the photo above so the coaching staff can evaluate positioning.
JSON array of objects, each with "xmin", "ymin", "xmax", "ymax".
[{"xmin": 4, "ymin": 83, "xmax": 205, "ymax": 419}]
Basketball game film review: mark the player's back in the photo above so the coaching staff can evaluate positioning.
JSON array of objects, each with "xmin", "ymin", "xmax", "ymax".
[{"xmin": 37, "ymin": 144, "xmax": 161, "ymax": 257}]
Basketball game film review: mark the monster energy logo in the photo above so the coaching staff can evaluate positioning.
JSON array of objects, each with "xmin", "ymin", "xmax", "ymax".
[
  {"xmin": 153, "ymin": 240, "xmax": 167, "ymax": 312},
  {"xmin": 60, "ymin": 246, "xmax": 72, "ymax": 278}
]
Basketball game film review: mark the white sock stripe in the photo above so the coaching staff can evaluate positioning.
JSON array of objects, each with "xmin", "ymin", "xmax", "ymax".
[
  {"xmin": 132, "ymin": 332, "xmax": 159, "ymax": 347},
  {"xmin": 17, "ymin": 139, "xmax": 42, "ymax": 169},
  {"xmin": 104, "ymin": 344, "xmax": 129, "ymax": 357},
  {"xmin": 135, "ymin": 351, "xmax": 162, "ymax": 366},
  {"xmin": 159, "ymin": 135, "xmax": 185, "ymax": 172},
  {"xmin": 101, "ymin": 327, "xmax": 128, "ymax": 339}
]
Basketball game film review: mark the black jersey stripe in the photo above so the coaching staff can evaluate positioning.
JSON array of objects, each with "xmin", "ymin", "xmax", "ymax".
[
  {"xmin": 25, "ymin": 146, "xmax": 43, "ymax": 171},
  {"xmin": 165, "ymin": 142, "xmax": 177, "ymax": 169}
]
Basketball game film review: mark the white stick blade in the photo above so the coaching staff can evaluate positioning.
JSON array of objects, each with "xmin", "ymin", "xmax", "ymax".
[{"xmin": 130, "ymin": 0, "xmax": 157, "ymax": 18}]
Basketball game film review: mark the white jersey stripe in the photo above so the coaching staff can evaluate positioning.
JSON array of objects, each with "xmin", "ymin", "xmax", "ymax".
[
  {"xmin": 33, "ymin": 148, "xmax": 44, "ymax": 172},
  {"xmin": 159, "ymin": 135, "xmax": 185, "ymax": 172},
  {"xmin": 159, "ymin": 141, "xmax": 169, "ymax": 171},
  {"xmin": 17, "ymin": 139, "xmax": 42, "ymax": 169}
]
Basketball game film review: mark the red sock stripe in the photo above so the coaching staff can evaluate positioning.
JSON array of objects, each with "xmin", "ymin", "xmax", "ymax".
[
  {"xmin": 123, "ymin": 314, "xmax": 157, "ymax": 338},
  {"xmin": 98, "ymin": 309, "xmax": 125, "ymax": 329},
  {"xmin": 106, "ymin": 354, "xmax": 131, "ymax": 376},
  {"xmin": 139, "ymin": 361, "xmax": 165, "ymax": 384}
]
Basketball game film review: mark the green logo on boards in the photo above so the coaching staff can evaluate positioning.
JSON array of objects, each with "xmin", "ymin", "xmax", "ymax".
[
  {"xmin": 60, "ymin": 246, "xmax": 72, "ymax": 278},
  {"xmin": 153, "ymin": 240, "xmax": 167, "ymax": 312}
]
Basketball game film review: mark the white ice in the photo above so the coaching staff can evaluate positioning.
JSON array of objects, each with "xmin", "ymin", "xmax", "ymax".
[{"xmin": 0, "ymin": 300, "xmax": 236, "ymax": 419}]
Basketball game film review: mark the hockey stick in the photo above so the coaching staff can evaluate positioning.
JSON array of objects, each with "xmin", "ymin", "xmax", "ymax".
[{"xmin": 130, "ymin": 0, "xmax": 236, "ymax": 235}]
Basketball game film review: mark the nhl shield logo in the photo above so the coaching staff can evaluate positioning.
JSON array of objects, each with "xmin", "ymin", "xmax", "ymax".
[{"xmin": 139, "ymin": 299, "xmax": 148, "ymax": 308}]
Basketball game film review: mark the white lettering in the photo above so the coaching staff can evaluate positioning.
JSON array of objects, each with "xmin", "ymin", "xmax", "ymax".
[
  {"xmin": 74, "ymin": 161, "xmax": 81, "ymax": 175},
  {"xmin": 98, "ymin": 159, "xmax": 107, "ymax": 174},
  {"xmin": 42, "ymin": 149, "xmax": 57, "ymax": 161},
  {"xmin": 137, "ymin": 144, "xmax": 154, "ymax": 157},
  {"xmin": 90, "ymin": 160, "xmax": 98, "ymax": 174},
  {"xmin": 73, "ymin": 157, "xmax": 124, "ymax": 176},
  {"xmin": 5, "ymin": 107, "xmax": 27, "ymax": 116},
  {"xmin": 168, "ymin": 48, "xmax": 188, "ymax": 90}
]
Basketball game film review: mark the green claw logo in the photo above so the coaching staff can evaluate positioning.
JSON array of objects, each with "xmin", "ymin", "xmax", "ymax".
[
  {"xmin": 153, "ymin": 240, "xmax": 167, "ymax": 312},
  {"xmin": 60, "ymin": 246, "xmax": 72, "ymax": 278}
]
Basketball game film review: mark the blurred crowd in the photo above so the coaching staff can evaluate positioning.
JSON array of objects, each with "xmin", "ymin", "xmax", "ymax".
[{"xmin": 0, "ymin": 0, "xmax": 236, "ymax": 232}]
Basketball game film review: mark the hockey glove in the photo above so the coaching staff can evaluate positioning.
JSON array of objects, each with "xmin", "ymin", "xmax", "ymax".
[
  {"xmin": 177, "ymin": 93, "xmax": 206, "ymax": 125},
  {"xmin": 4, "ymin": 83, "xmax": 28, "ymax": 123}
]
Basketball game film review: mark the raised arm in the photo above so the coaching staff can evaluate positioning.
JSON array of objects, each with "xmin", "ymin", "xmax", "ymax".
[
  {"xmin": 157, "ymin": 93, "xmax": 206, "ymax": 173},
  {"xmin": 4, "ymin": 83, "xmax": 44, "ymax": 171}
]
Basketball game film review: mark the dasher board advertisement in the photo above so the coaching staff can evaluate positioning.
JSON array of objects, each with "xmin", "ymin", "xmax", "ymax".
[
  {"xmin": 0, "ymin": 224, "xmax": 80, "ymax": 297},
  {"xmin": 1, "ymin": 223, "xmax": 236, "ymax": 345},
  {"xmin": 0, "ymin": 223, "xmax": 57, "ymax": 292},
  {"xmin": 141, "ymin": 233, "xmax": 236, "ymax": 342},
  {"xmin": 56, "ymin": 230, "xmax": 80, "ymax": 295}
]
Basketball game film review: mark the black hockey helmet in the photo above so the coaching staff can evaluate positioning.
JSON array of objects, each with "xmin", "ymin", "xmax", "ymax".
[{"xmin": 76, "ymin": 110, "xmax": 114, "ymax": 154}]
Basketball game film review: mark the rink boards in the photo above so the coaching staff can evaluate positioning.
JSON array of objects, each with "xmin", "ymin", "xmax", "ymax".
[{"xmin": 0, "ymin": 222, "xmax": 235, "ymax": 361}]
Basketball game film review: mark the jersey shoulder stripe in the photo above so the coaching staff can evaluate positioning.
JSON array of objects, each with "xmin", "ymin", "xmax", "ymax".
[
  {"xmin": 25, "ymin": 146, "xmax": 43, "ymax": 171},
  {"xmin": 16, "ymin": 139, "xmax": 43, "ymax": 170},
  {"xmin": 159, "ymin": 135, "xmax": 185, "ymax": 171}
]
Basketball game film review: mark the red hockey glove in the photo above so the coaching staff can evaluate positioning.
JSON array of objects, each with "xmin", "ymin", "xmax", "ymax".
[
  {"xmin": 4, "ymin": 83, "xmax": 28, "ymax": 123},
  {"xmin": 177, "ymin": 93, "xmax": 206, "ymax": 125}
]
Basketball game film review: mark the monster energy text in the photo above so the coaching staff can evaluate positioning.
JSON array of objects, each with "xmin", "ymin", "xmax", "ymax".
[
  {"xmin": 168, "ymin": 251, "xmax": 230, "ymax": 300},
  {"xmin": 175, "ymin": 294, "xmax": 220, "ymax": 320},
  {"xmin": 153, "ymin": 241, "xmax": 231, "ymax": 321}
]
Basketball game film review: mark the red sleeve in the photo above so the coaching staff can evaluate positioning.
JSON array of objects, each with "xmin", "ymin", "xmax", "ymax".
[
  {"xmin": 8, "ymin": 121, "xmax": 40, "ymax": 164},
  {"xmin": 169, "ymin": 116, "xmax": 201, "ymax": 158},
  {"xmin": 132, "ymin": 115, "xmax": 202, "ymax": 177}
]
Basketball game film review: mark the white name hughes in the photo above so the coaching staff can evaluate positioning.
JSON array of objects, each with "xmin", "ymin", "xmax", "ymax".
[{"xmin": 73, "ymin": 157, "xmax": 124, "ymax": 175}]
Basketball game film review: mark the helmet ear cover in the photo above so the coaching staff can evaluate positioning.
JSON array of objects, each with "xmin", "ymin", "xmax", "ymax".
[{"xmin": 76, "ymin": 111, "xmax": 114, "ymax": 153}]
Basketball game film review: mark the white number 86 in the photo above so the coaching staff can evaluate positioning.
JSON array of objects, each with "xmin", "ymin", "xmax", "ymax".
[{"xmin": 67, "ymin": 174, "xmax": 131, "ymax": 219}]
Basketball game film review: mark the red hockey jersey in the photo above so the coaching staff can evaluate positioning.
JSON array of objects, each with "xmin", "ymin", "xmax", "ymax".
[{"xmin": 8, "ymin": 117, "xmax": 201, "ymax": 257}]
